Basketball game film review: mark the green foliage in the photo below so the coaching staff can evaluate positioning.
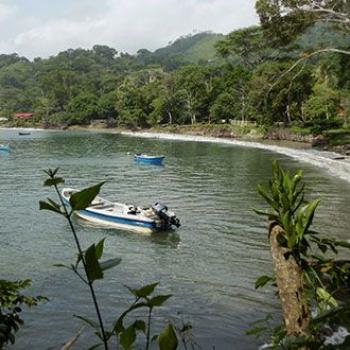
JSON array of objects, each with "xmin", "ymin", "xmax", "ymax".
[
  {"xmin": 303, "ymin": 82, "xmax": 340, "ymax": 121},
  {"xmin": 149, "ymin": 32, "xmax": 223, "ymax": 67},
  {"xmin": 158, "ymin": 324, "xmax": 178, "ymax": 350},
  {"xmin": 112, "ymin": 283, "xmax": 174, "ymax": 350},
  {"xmin": 248, "ymin": 60, "xmax": 313, "ymax": 125},
  {"xmin": 174, "ymin": 65, "xmax": 213, "ymax": 124},
  {"xmin": 216, "ymin": 26, "xmax": 267, "ymax": 68},
  {"xmin": 67, "ymin": 92, "xmax": 99, "ymax": 125},
  {"xmin": 255, "ymin": 0, "xmax": 350, "ymax": 47},
  {"xmin": 69, "ymin": 182, "xmax": 105, "ymax": 211},
  {"xmin": 0, "ymin": 22, "xmax": 349, "ymax": 134},
  {"xmin": 253, "ymin": 162, "xmax": 350, "ymax": 349},
  {"xmin": 0, "ymin": 279, "xmax": 45, "ymax": 348},
  {"xmin": 255, "ymin": 275, "xmax": 275, "ymax": 289},
  {"xmin": 40, "ymin": 169, "xmax": 181, "ymax": 350},
  {"xmin": 255, "ymin": 161, "xmax": 320, "ymax": 254}
]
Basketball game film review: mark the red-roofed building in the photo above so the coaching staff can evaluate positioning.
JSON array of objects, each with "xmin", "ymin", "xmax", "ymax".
[{"xmin": 14, "ymin": 113, "xmax": 33, "ymax": 119}]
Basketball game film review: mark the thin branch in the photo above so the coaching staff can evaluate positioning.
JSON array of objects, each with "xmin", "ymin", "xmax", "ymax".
[
  {"xmin": 145, "ymin": 307, "xmax": 153, "ymax": 350},
  {"xmin": 306, "ymin": 8, "xmax": 350, "ymax": 23},
  {"xmin": 53, "ymin": 183, "xmax": 109, "ymax": 350},
  {"xmin": 61, "ymin": 327, "xmax": 85, "ymax": 350},
  {"xmin": 267, "ymin": 48, "xmax": 350, "ymax": 97}
]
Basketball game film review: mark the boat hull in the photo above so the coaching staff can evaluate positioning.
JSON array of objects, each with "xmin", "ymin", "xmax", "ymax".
[
  {"xmin": 76, "ymin": 209, "xmax": 157, "ymax": 234},
  {"xmin": 0, "ymin": 145, "xmax": 10, "ymax": 152},
  {"xmin": 134, "ymin": 155, "xmax": 165, "ymax": 165},
  {"xmin": 61, "ymin": 188, "xmax": 179, "ymax": 234}
]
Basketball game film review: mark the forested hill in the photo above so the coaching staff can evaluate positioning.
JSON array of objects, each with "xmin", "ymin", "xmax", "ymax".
[
  {"xmin": 0, "ymin": 22, "xmax": 349, "ymax": 137},
  {"xmin": 133, "ymin": 32, "xmax": 224, "ymax": 70},
  {"xmin": 142, "ymin": 32, "xmax": 224, "ymax": 65}
]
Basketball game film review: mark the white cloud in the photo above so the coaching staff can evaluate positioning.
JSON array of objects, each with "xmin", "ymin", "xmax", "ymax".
[
  {"xmin": 100, "ymin": 0, "xmax": 258, "ymax": 52},
  {"xmin": 13, "ymin": 18, "xmax": 106, "ymax": 58},
  {"xmin": 0, "ymin": 2, "xmax": 17, "ymax": 23},
  {"xmin": 0, "ymin": 0, "xmax": 258, "ymax": 58}
]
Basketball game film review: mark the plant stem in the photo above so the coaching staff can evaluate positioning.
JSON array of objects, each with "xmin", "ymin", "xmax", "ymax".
[
  {"xmin": 54, "ymin": 184, "xmax": 109, "ymax": 350},
  {"xmin": 145, "ymin": 307, "xmax": 153, "ymax": 350}
]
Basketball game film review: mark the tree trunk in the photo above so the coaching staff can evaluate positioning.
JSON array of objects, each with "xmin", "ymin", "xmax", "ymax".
[
  {"xmin": 301, "ymin": 105, "xmax": 305, "ymax": 122},
  {"xmin": 192, "ymin": 113, "xmax": 196, "ymax": 125},
  {"xmin": 285, "ymin": 104, "xmax": 292, "ymax": 125},
  {"xmin": 241, "ymin": 92, "xmax": 246, "ymax": 124},
  {"xmin": 167, "ymin": 111, "xmax": 173, "ymax": 124},
  {"xmin": 269, "ymin": 223, "xmax": 310, "ymax": 338}
]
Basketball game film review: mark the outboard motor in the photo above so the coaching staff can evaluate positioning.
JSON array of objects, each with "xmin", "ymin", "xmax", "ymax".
[{"xmin": 152, "ymin": 202, "xmax": 180, "ymax": 230}]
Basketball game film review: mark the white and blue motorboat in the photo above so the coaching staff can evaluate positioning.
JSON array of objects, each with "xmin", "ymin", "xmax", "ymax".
[
  {"xmin": 134, "ymin": 154, "xmax": 165, "ymax": 165},
  {"xmin": 0, "ymin": 144, "xmax": 10, "ymax": 152},
  {"xmin": 62, "ymin": 188, "xmax": 180, "ymax": 234}
]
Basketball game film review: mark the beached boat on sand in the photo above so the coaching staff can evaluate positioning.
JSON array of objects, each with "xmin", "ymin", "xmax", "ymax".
[{"xmin": 62, "ymin": 188, "xmax": 180, "ymax": 233}]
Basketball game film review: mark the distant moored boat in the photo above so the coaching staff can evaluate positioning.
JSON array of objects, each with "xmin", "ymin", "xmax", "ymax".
[
  {"xmin": 134, "ymin": 153, "xmax": 165, "ymax": 165},
  {"xmin": 18, "ymin": 131, "xmax": 31, "ymax": 136},
  {"xmin": 0, "ymin": 144, "xmax": 11, "ymax": 152}
]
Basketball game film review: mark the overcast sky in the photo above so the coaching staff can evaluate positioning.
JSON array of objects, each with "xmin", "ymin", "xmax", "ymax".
[{"xmin": 0, "ymin": 0, "xmax": 258, "ymax": 59}]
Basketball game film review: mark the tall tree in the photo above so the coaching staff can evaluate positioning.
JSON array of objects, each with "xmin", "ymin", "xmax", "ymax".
[
  {"xmin": 255, "ymin": 0, "xmax": 350, "ymax": 51},
  {"xmin": 174, "ymin": 65, "xmax": 210, "ymax": 124},
  {"xmin": 216, "ymin": 26, "xmax": 268, "ymax": 68}
]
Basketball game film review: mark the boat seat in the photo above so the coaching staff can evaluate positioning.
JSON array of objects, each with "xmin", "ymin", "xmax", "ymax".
[
  {"xmin": 89, "ymin": 202, "xmax": 104, "ymax": 207},
  {"xmin": 89, "ymin": 203, "xmax": 114, "ymax": 210}
]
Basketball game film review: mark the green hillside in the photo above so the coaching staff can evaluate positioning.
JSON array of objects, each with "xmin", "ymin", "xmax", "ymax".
[
  {"xmin": 184, "ymin": 33, "xmax": 224, "ymax": 62},
  {"xmin": 136, "ymin": 32, "xmax": 224, "ymax": 69},
  {"xmin": 153, "ymin": 32, "xmax": 224, "ymax": 62}
]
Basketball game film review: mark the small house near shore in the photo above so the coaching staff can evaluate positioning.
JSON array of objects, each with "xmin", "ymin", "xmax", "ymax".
[{"xmin": 14, "ymin": 113, "xmax": 33, "ymax": 119}]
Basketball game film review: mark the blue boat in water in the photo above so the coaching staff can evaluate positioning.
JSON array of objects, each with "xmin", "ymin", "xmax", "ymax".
[
  {"xmin": 134, "ymin": 153, "xmax": 165, "ymax": 165},
  {"xmin": 62, "ymin": 188, "xmax": 180, "ymax": 234},
  {"xmin": 0, "ymin": 144, "xmax": 11, "ymax": 152}
]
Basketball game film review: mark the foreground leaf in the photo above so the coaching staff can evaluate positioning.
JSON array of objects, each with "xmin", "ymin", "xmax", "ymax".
[
  {"xmin": 74, "ymin": 315, "xmax": 99, "ymax": 330},
  {"xmin": 120, "ymin": 325, "xmax": 136, "ymax": 350},
  {"xmin": 44, "ymin": 177, "xmax": 65, "ymax": 187},
  {"xmin": 158, "ymin": 324, "xmax": 178, "ymax": 350},
  {"xmin": 255, "ymin": 275, "xmax": 275, "ymax": 289},
  {"xmin": 128, "ymin": 282, "xmax": 159, "ymax": 298},
  {"xmin": 85, "ymin": 244, "xmax": 103, "ymax": 282},
  {"xmin": 100, "ymin": 258, "xmax": 122, "ymax": 271},
  {"xmin": 95, "ymin": 239, "xmax": 105, "ymax": 260},
  {"xmin": 39, "ymin": 200, "xmax": 63, "ymax": 215},
  {"xmin": 148, "ymin": 294, "xmax": 172, "ymax": 307},
  {"xmin": 70, "ymin": 182, "xmax": 105, "ymax": 211}
]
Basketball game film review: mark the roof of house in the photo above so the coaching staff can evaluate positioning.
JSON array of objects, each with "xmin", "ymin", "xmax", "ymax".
[{"xmin": 14, "ymin": 113, "xmax": 33, "ymax": 119}]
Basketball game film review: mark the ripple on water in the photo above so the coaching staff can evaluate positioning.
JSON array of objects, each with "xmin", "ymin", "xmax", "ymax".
[{"xmin": 1, "ymin": 129, "xmax": 349, "ymax": 350}]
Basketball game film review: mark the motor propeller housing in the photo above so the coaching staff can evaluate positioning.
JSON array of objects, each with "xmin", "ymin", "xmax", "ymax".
[{"xmin": 152, "ymin": 202, "xmax": 181, "ymax": 229}]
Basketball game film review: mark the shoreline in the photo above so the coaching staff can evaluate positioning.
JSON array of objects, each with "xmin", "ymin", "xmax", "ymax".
[
  {"xmin": 60, "ymin": 124, "xmax": 350, "ymax": 156},
  {"xmin": 121, "ymin": 130, "xmax": 350, "ymax": 182},
  {"xmin": 4, "ymin": 122, "xmax": 349, "ymax": 154},
  {"xmin": 2, "ymin": 125, "xmax": 350, "ymax": 182}
]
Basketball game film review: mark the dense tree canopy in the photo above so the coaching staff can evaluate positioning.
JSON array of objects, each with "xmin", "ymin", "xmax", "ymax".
[
  {"xmin": 0, "ymin": 9, "xmax": 349, "ymax": 131},
  {"xmin": 256, "ymin": 0, "xmax": 350, "ymax": 47}
]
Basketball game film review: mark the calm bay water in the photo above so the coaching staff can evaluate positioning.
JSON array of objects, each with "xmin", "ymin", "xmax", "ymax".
[{"xmin": 1, "ymin": 129, "xmax": 349, "ymax": 349}]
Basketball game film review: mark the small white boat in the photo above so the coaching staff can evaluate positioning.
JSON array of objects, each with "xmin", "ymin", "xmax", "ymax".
[{"xmin": 62, "ymin": 188, "xmax": 180, "ymax": 234}]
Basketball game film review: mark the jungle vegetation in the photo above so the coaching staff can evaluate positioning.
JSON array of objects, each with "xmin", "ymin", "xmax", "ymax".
[{"xmin": 0, "ymin": 1, "xmax": 349, "ymax": 135}]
